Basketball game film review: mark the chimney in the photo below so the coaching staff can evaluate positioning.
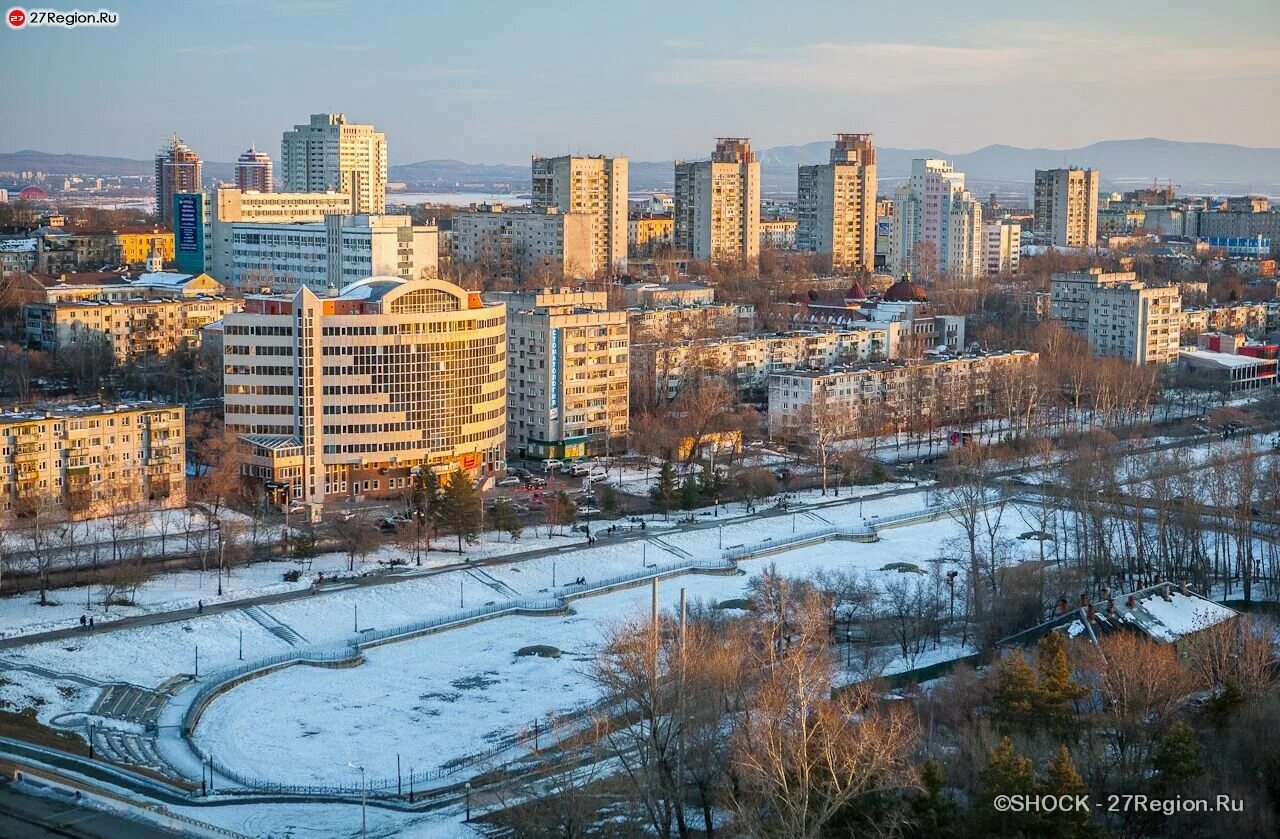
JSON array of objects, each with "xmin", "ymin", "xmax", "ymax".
[
  {"xmin": 1154, "ymin": 573, "xmax": 1162, "ymax": 585},
  {"xmin": 1126, "ymin": 594, "xmax": 1138, "ymax": 609},
  {"xmin": 1056, "ymin": 597, "xmax": 1070, "ymax": 615},
  {"xmin": 1086, "ymin": 604, "xmax": 1097, "ymax": 623},
  {"xmin": 1106, "ymin": 598, "xmax": 1117, "ymax": 617},
  {"xmin": 1179, "ymin": 580, "xmax": 1189, "ymax": 596},
  {"xmin": 1160, "ymin": 583, "xmax": 1172, "ymax": 602},
  {"xmin": 1078, "ymin": 593, "xmax": 1089, "ymax": 608}
]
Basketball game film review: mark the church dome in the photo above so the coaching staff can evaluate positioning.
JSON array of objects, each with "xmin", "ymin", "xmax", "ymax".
[
  {"xmin": 883, "ymin": 271, "xmax": 928, "ymax": 302},
  {"xmin": 845, "ymin": 280, "xmax": 868, "ymax": 300}
]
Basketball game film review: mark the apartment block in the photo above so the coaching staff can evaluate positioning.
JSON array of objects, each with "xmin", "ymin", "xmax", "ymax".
[
  {"xmin": 626, "ymin": 302, "xmax": 755, "ymax": 343},
  {"xmin": 628, "ymin": 214, "xmax": 674, "ymax": 257},
  {"xmin": 491, "ymin": 289, "xmax": 628, "ymax": 461},
  {"xmin": 281, "ymin": 113, "xmax": 387, "ymax": 214},
  {"xmin": 674, "ymin": 138, "xmax": 761, "ymax": 263},
  {"xmin": 0, "ymin": 402, "xmax": 186, "ymax": 519},
  {"xmin": 155, "ymin": 135, "xmax": 201, "ymax": 227},
  {"xmin": 450, "ymin": 204, "xmax": 592, "ymax": 280},
  {"xmin": 760, "ymin": 219, "xmax": 797, "ymax": 250},
  {"xmin": 767, "ymin": 351, "xmax": 1039, "ymax": 442},
  {"xmin": 982, "ymin": 219, "xmax": 1021, "ymax": 275},
  {"xmin": 235, "ymin": 146, "xmax": 274, "ymax": 193},
  {"xmin": 532, "ymin": 155, "xmax": 628, "ymax": 275},
  {"xmin": 27, "ymin": 294, "xmax": 241, "ymax": 362},
  {"xmin": 223, "ymin": 278, "xmax": 507, "ymax": 503},
  {"xmin": 1050, "ymin": 269, "xmax": 1180, "ymax": 364},
  {"xmin": 890, "ymin": 159, "xmax": 984, "ymax": 281},
  {"xmin": 1180, "ymin": 302, "xmax": 1269, "ymax": 336},
  {"xmin": 797, "ymin": 133, "xmax": 877, "ymax": 271},
  {"xmin": 633, "ymin": 328, "xmax": 889, "ymax": 405},
  {"xmin": 1034, "ymin": 168, "xmax": 1100, "ymax": 248},
  {"xmin": 216, "ymin": 214, "xmax": 438, "ymax": 292}
]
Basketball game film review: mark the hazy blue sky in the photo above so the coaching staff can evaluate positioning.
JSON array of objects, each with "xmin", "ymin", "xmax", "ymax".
[{"xmin": 3, "ymin": 0, "xmax": 1277, "ymax": 164}]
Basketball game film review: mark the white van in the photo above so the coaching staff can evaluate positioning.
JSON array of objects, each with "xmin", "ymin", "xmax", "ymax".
[{"xmin": 542, "ymin": 458, "xmax": 564, "ymax": 473}]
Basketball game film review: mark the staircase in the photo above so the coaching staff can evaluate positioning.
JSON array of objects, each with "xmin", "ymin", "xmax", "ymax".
[
  {"xmin": 91, "ymin": 728, "xmax": 182, "ymax": 780},
  {"xmin": 466, "ymin": 568, "xmax": 520, "ymax": 599},
  {"xmin": 240, "ymin": 605, "xmax": 308, "ymax": 647}
]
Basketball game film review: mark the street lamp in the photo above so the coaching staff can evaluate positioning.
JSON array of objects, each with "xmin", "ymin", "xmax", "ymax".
[
  {"xmin": 348, "ymin": 762, "xmax": 367, "ymax": 838},
  {"xmin": 946, "ymin": 571, "xmax": 958, "ymax": 623},
  {"xmin": 465, "ymin": 781, "xmax": 472, "ymax": 822}
]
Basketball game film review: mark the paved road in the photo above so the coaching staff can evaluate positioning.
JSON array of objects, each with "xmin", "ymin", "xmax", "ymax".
[{"xmin": 0, "ymin": 780, "xmax": 175, "ymax": 839}]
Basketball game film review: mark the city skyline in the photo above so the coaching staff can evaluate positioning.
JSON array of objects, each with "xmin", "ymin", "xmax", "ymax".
[{"xmin": 4, "ymin": 0, "xmax": 1278, "ymax": 164}]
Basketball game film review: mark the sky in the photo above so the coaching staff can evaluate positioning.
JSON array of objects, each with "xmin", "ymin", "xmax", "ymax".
[{"xmin": 2, "ymin": 0, "xmax": 1278, "ymax": 165}]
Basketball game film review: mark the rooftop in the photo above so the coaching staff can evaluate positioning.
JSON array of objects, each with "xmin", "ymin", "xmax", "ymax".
[{"xmin": 0, "ymin": 401, "xmax": 179, "ymax": 424}]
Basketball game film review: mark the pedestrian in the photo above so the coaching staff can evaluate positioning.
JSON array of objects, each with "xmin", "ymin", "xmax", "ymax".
[
  {"xmin": 197, "ymin": 600, "xmax": 203, "ymax": 614},
  {"xmin": 89, "ymin": 617, "xmax": 94, "ymax": 629},
  {"xmin": 79, "ymin": 615, "xmax": 86, "ymax": 629}
]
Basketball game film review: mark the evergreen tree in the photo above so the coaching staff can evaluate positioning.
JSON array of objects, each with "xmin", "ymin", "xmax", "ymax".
[
  {"xmin": 491, "ymin": 498, "xmax": 523, "ymax": 542},
  {"xmin": 978, "ymin": 737, "xmax": 1038, "ymax": 837},
  {"xmin": 903, "ymin": 758, "xmax": 959, "ymax": 839},
  {"xmin": 597, "ymin": 483, "xmax": 620, "ymax": 516},
  {"xmin": 991, "ymin": 651, "xmax": 1041, "ymax": 734},
  {"xmin": 412, "ymin": 469, "xmax": 443, "ymax": 553},
  {"xmin": 1152, "ymin": 721, "xmax": 1202, "ymax": 791},
  {"xmin": 680, "ymin": 475, "xmax": 701, "ymax": 511},
  {"xmin": 650, "ymin": 460, "xmax": 677, "ymax": 519},
  {"xmin": 1038, "ymin": 746, "xmax": 1095, "ymax": 838},
  {"xmin": 1035, "ymin": 632, "xmax": 1085, "ymax": 737},
  {"xmin": 439, "ymin": 471, "xmax": 482, "ymax": 552}
]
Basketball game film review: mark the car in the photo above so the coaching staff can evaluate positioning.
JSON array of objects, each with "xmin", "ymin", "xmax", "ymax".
[
  {"xmin": 542, "ymin": 459, "xmax": 564, "ymax": 473},
  {"xmin": 566, "ymin": 464, "xmax": 592, "ymax": 477},
  {"xmin": 587, "ymin": 471, "xmax": 609, "ymax": 483},
  {"xmin": 386, "ymin": 514, "xmax": 410, "ymax": 525},
  {"xmin": 497, "ymin": 475, "xmax": 522, "ymax": 486},
  {"xmin": 523, "ymin": 476, "xmax": 547, "ymax": 489},
  {"xmin": 578, "ymin": 505, "xmax": 601, "ymax": 515},
  {"xmin": 773, "ymin": 467, "xmax": 793, "ymax": 481},
  {"xmin": 509, "ymin": 467, "xmax": 532, "ymax": 479}
]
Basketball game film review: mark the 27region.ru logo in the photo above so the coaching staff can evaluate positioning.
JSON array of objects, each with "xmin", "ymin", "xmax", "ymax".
[{"xmin": 8, "ymin": 8, "xmax": 120, "ymax": 28}]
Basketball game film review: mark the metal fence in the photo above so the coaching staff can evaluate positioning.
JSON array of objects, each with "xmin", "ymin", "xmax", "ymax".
[{"xmin": 722, "ymin": 524, "xmax": 875, "ymax": 561}]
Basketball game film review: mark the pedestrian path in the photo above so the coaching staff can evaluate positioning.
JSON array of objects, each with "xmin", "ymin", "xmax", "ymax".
[{"xmin": 239, "ymin": 605, "xmax": 307, "ymax": 647}]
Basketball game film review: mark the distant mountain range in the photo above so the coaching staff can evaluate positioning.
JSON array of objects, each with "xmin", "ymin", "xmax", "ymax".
[{"xmin": 4, "ymin": 138, "xmax": 1278, "ymax": 198}]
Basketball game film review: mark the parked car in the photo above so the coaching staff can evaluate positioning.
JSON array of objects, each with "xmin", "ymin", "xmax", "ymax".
[
  {"xmin": 542, "ymin": 458, "xmax": 564, "ymax": 473},
  {"xmin": 578, "ymin": 505, "xmax": 602, "ymax": 516},
  {"xmin": 587, "ymin": 471, "xmax": 609, "ymax": 483},
  {"xmin": 509, "ymin": 467, "xmax": 532, "ymax": 478},
  {"xmin": 497, "ymin": 475, "xmax": 522, "ymax": 486},
  {"xmin": 566, "ymin": 464, "xmax": 592, "ymax": 477},
  {"xmin": 523, "ymin": 476, "xmax": 547, "ymax": 489}
]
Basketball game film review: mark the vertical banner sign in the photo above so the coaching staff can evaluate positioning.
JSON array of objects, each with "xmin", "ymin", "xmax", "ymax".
[{"xmin": 548, "ymin": 327, "xmax": 561, "ymax": 421}]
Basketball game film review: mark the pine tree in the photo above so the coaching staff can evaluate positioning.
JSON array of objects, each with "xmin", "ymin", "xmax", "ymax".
[
  {"xmin": 1035, "ymin": 632, "xmax": 1085, "ymax": 737},
  {"xmin": 979, "ymin": 737, "xmax": 1037, "ymax": 837},
  {"xmin": 904, "ymin": 758, "xmax": 958, "ymax": 839},
  {"xmin": 650, "ymin": 461, "xmax": 677, "ymax": 519},
  {"xmin": 680, "ymin": 475, "xmax": 701, "ymax": 511},
  {"xmin": 991, "ymin": 651, "xmax": 1041, "ymax": 734},
  {"xmin": 439, "ymin": 471, "xmax": 482, "ymax": 552},
  {"xmin": 1038, "ymin": 746, "xmax": 1095, "ymax": 838},
  {"xmin": 412, "ymin": 469, "xmax": 443, "ymax": 553},
  {"xmin": 597, "ymin": 483, "xmax": 620, "ymax": 516},
  {"xmin": 1152, "ymin": 721, "xmax": 1202, "ymax": 791}
]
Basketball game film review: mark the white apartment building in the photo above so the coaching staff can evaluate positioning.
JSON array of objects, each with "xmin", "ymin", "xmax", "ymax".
[
  {"xmin": 983, "ymin": 219, "xmax": 1022, "ymax": 275},
  {"xmin": 633, "ymin": 328, "xmax": 890, "ymax": 404},
  {"xmin": 767, "ymin": 351, "xmax": 1039, "ymax": 443},
  {"xmin": 202, "ymin": 187, "xmax": 353, "ymax": 280},
  {"xmin": 532, "ymin": 155, "xmax": 628, "ymax": 276},
  {"xmin": 219, "ymin": 214, "xmax": 438, "ymax": 293},
  {"xmin": 674, "ymin": 138, "xmax": 761, "ymax": 263},
  {"xmin": 1034, "ymin": 168, "xmax": 1100, "ymax": 248},
  {"xmin": 890, "ymin": 159, "xmax": 984, "ymax": 281},
  {"xmin": 450, "ymin": 205, "xmax": 593, "ymax": 280},
  {"xmin": 223, "ymin": 277, "xmax": 507, "ymax": 503},
  {"xmin": 281, "ymin": 113, "xmax": 388, "ymax": 214},
  {"xmin": 797, "ymin": 133, "xmax": 877, "ymax": 272},
  {"xmin": 490, "ymin": 289, "xmax": 629, "ymax": 461},
  {"xmin": 1050, "ymin": 269, "xmax": 1180, "ymax": 364}
]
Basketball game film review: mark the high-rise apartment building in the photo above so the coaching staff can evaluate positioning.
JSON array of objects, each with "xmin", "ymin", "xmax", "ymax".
[
  {"xmin": 889, "ymin": 159, "xmax": 984, "ymax": 281},
  {"xmin": 797, "ymin": 133, "xmax": 877, "ymax": 272},
  {"xmin": 531, "ymin": 155, "xmax": 628, "ymax": 276},
  {"xmin": 450, "ymin": 204, "xmax": 592, "ymax": 280},
  {"xmin": 490, "ymin": 289, "xmax": 628, "ymax": 461},
  {"xmin": 0, "ymin": 402, "xmax": 186, "ymax": 519},
  {"xmin": 1034, "ymin": 168, "xmax": 1100, "ymax": 248},
  {"xmin": 235, "ymin": 146, "xmax": 274, "ymax": 193},
  {"xmin": 982, "ymin": 219, "xmax": 1022, "ymax": 275},
  {"xmin": 223, "ymin": 277, "xmax": 507, "ymax": 502},
  {"xmin": 281, "ymin": 113, "xmax": 387, "ymax": 214},
  {"xmin": 155, "ymin": 135, "xmax": 202, "ymax": 227},
  {"xmin": 674, "ymin": 138, "xmax": 761, "ymax": 263},
  {"xmin": 1050, "ymin": 269, "xmax": 1180, "ymax": 364}
]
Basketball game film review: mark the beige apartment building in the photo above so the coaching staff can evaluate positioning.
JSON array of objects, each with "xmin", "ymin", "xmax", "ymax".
[
  {"xmin": 626, "ymin": 302, "xmax": 755, "ymax": 343},
  {"xmin": 797, "ymin": 133, "xmax": 878, "ymax": 271},
  {"xmin": 451, "ymin": 204, "xmax": 593, "ymax": 280},
  {"xmin": 223, "ymin": 277, "xmax": 507, "ymax": 503},
  {"xmin": 1050, "ymin": 269, "xmax": 1179, "ymax": 364},
  {"xmin": 633, "ymin": 327, "xmax": 890, "ymax": 405},
  {"xmin": 983, "ymin": 219, "xmax": 1022, "ymax": 275},
  {"xmin": 532, "ymin": 155, "xmax": 628, "ymax": 276},
  {"xmin": 27, "ymin": 294, "xmax": 241, "ymax": 362},
  {"xmin": 675, "ymin": 138, "xmax": 761, "ymax": 263},
  {"xmin": 0, "ymin": 402, "xmax": 185, "ymax": 519},
  {"xmin": 628, "ymin": 214, "xmax": 674, "ymax": 257},
  {"xmin": 1034, "ymin": 168, "xmax": 1100, "ymax": 248},
  {"xmin": 767, "ymin": 351, "xmax": 1039, "ymax": 443},
  {"xmin": 281, "ymin": 113, "xmax": 387, "ymax": 214},
  {"xmin": 1180, "ymin": 303, "xmax": 1269, "ymax": 337},
  {"xmin": 491, "ymin": 289, "xmax": 628, "ymax": 461}
]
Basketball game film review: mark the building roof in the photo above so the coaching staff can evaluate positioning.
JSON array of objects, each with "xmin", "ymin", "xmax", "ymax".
[
  {"xmin": 0, "ymin": 401, "xmax": 178, "ymax": 424},
  {"xmin": 239, "ymin": 433, "xmax": 303, "ymax": 451},
  {"xmin": 32, "ymin": 271, "xmax": 132, "ymax": 287},
  {"xmin": 998, "ymin": 583, "xmax": 1236, "ymax": 648},
  {"xmin": 0, "ymin": 238, "xmax": 37, "ymax": 253},
  {"xmin": 882, "ymin": 273, "xmax": 928, "ymax": 302},
  {"xmin": 1178, "ymin": 350, "xmax": 1267, "ymax": 369},
  {"xmin": 338, "ymin": 276, "xmax": 406, "ymax": 302}
]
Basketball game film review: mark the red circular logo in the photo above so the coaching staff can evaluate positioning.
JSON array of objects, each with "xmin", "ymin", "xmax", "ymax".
[{"xmin": 7, "ymin": 7, "xmax": 25, "ymax": 27}]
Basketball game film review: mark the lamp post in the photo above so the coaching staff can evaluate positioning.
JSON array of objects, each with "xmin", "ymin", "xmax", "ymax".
[
  {"xmin": 552, "ymin": 559, "xmax": 557, "ymax": 588},
  {"xmin": 194, "ymin": 644, "xmax": 199, "ymax": 678},
  {"xmin": 215, "ymin": 520, "xmax": 224, "ymax": 597},
  {"xmin": 946, "ymin": 570, "xmax": 958, "ymax": 623},
  {"xmin": 465, "ymin": 781, "xmax": 472, "ymax": 822},
  {"xmin": 348, "ymin": 762, "xmax": 367, "ymax": 838},
  {"xmin": 718, "ymin": 524, "xmax": 723, "ymax": 549}
]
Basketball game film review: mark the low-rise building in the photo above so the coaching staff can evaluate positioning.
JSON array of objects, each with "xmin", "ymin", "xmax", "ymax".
[
  {"xmin": 768, "ymin": 351, "xmax": 1039, "ymax": 443},
  {"xmin": 1177, "ymin": 332, "xmax": 1278, "ymax": 395},
  {"xmin": 760, "ymin": 219, "xmax": 798, "ymax": 250},
  {"xmin": 0, "ymin": 402, "xmax": 185, "ymax": 519},
  {"xmin": 1180, "ymin": 302, "xmax": 1268, "ymax": 337},
  {"xmin": 26, "ymin": 293, "xmax": 240, "ymax": 362},
  {"xmin": 621, "ymin": 282, "xmax": 715, "ymax": 308},
  {"xmin": 451, "ymin": 204, "xmax": 592, "ymax": 280},
  {"xmin": 489, "ymin": 289, "xmax": 628, "ymax": 461},
  {"xmin": 633, "ymin": 328, "xmax": 889, "ymax": 404},
  {"xmin": 626, "ymin": 302, "xmax": 755, "ymax": 343},
  {"xmin": 628, "ymin": 213, "xmax": 674, "ymax": 257}
]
